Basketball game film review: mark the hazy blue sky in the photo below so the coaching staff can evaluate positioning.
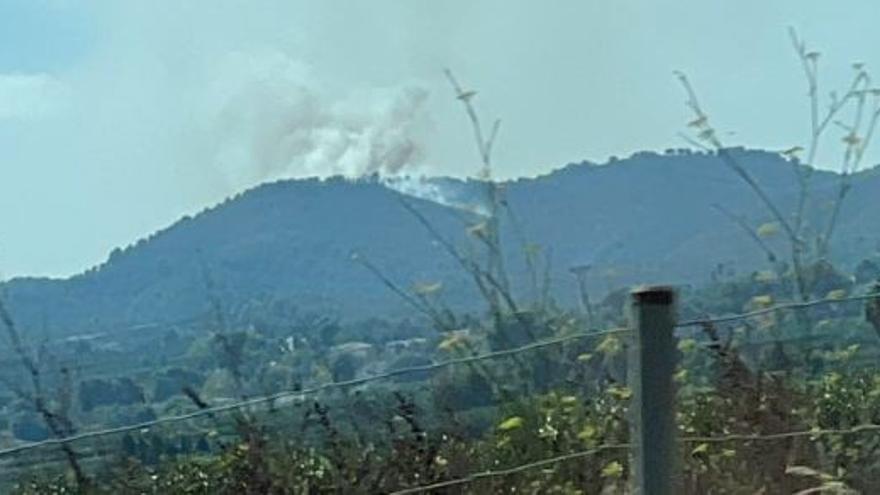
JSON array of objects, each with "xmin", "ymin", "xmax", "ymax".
[{"xmin": 1, "ymin": 1, "xmax": 879, "ymax": 278}]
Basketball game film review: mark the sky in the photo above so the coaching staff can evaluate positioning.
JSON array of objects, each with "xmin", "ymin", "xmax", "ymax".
[{"xmin": 1, "ymin": 0, "xmax": 879, "ymax": 278}]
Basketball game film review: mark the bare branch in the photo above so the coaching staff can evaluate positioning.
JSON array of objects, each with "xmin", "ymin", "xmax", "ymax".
[
  {"xmin": 353, "ymin": 251, "xmax": 453, "ymax": 331},
  {"xmin": 712, "ymin": 204, "xmax": 779, "ymax": 265},
  {"xmin": 676, "ymin": 70, "xmax": 807, "ymax": 299}
]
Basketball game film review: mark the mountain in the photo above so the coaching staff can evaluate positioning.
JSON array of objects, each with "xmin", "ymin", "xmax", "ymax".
[{"xmin": 3, "ymin": 148, "xmax": 879, "ymax": 336}]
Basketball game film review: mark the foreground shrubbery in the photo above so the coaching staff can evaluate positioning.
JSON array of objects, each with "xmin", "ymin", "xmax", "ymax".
[
  {"xmin": 12, "ymin": 306, "xmax": 880, "ymax": 494},
  {"xmin": 5, "ymin": 254, "xmax": 879, "ymax": 493}
]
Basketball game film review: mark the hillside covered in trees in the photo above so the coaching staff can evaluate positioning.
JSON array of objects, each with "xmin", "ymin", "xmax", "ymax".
[{"xmin": 2, "ymin": 148, "xmax": 879, "ymax": 337}]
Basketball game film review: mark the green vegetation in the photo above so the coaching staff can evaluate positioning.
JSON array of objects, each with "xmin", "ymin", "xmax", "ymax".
[{"xmin": 1, "ymin": 258, "xmax": 878, "ymax": 494}]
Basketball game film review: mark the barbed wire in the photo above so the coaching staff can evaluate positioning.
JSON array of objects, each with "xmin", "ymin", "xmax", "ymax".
[
  {"xmin": 387, "ymin": 443, "xmax": 631, "ymax": 495},
  {"xmin": 677, "ymin": 291, "xmax": 880, "ymax": 328},
  {"xmin": 0, "ymin": 326, "xmax": 629, "ymax": 458}
]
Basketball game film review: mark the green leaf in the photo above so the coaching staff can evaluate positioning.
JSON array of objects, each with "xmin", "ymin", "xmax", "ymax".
[
  {"xmin": 601, "ymin": 461, "xmax": 624, "ymax": 479},
  {"xmin": 674, "ymin": 369, "xmax": 689, "ymax": 383},
  {"xmin": 751, "ymin": 294, "xmax": 774, "ymax": 307},
  {"xmin": 576, "ymin": 352, "xmax": 593, "ymax": 363},
  {"xmin": 497, "ymin": 416, "xmax": 524, "ymax": 432},
  {"xmin": 826, "ymin": 289, "xmax": 847, "ymax": 300},
  {"xmin": 607, "ymin": 385, "xmax": 632, "ymax": 400},
  {"xmin": 691, "ymin": 443, "xmax": 709, "ymax": 455},
  {"xmin": 678, "ymin": 338, "xmax": 697, "ymax": 353},
  {"xmin": 757, "ymin": 222, "xmax": 780, "ymax": 238},
  {"xmin": 786, "ymin": 465, "xmax": 834, "ymax": 481},
  {"xmin": 578, "ymin": 424, "xmax": 597, "ymax": 441},
  {"xmin": 597, "ymin": 336, "xmax": 622, "ymax": 356}
]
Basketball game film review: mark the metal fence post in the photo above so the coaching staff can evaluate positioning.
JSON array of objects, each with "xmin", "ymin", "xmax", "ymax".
[{"xmin": 629, "ymin": 286, "xmax": 677, "ymax": 495}]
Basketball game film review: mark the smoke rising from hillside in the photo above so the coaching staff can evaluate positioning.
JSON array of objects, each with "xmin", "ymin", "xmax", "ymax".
[
  {"xmin": 382, "ymin": 176, "xmax": 489, "ymax": 216},
  {"xmin": 205, "ymin": 51, "xmax": 432, "ymax": 187}
]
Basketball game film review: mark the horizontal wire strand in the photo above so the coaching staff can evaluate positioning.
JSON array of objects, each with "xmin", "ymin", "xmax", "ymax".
[
  {"xmin": 6, "ymin": 291, "xmax": 878, "ymax": 480},
  {"xmin": 677, "ymin": 292, "xmax": 880, "ymax": 328},
  {"xmin": 388, "ymin": 422, "xmax": 880, "ymax": 494},
  {"xmin": 0, "ymin": 326, "xmax": 630, "ymax": 457},
  {"xmin": 680, "ymin": 423, "xmax": 880, "ymax": 444},
  {"xmin": 7, "ymin": 291, "xmax": 880, "ymax": 489}
]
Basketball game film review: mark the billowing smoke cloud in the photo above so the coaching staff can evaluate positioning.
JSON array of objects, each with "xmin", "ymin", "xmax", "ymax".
[{"xmin": 204, "ymin": 50, "xmax": 432, "ymax": 188}]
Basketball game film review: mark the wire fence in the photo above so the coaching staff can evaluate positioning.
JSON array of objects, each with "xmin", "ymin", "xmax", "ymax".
[
  {"xmin": 379, "ymin": 288, "xmax": 880, "ymax": 494},
  {"xmin": 677, "ymin": 291, "xmax": 880, "ymax": 327},
  {"xmin": 0, "ymin": 326, "xmax": 629, "ymax": 458},
  {"xmin": 386, "ymin": 421, "xmax": 880, "ymax": 495},
  {"xmin": 1, "ymin": 288, "xmax": 879, "ymax": 493}
]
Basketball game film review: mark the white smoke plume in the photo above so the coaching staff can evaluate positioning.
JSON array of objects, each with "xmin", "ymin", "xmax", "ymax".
[
  {"xmin": 204, "ymin": 50, "xmax": 432, "ymax": 188},
  {"xmin": 383, "ymin": 175, "xmax": 490, "ymax": 217},
  {"xmin": 383, "ymin": 175, "xmax": 452, "ymax": 205}
]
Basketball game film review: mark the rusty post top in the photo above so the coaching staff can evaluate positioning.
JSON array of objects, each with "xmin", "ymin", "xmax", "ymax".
[{"xmin": 631, "ymin": 285, "xmax": 676, "ymax": 305}]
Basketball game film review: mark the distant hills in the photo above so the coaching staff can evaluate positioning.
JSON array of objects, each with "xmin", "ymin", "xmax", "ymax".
[{"xmin": 3, "ymin": 148, "xmax": 879, "ymax": 336}]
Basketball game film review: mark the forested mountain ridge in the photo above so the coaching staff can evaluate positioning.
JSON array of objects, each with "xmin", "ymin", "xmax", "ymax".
[{"xmin": 3, "ymin": 148, "xmax": 879, "ymax": 336}]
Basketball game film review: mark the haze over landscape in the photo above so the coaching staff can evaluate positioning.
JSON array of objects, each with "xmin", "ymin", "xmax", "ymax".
[
  {"xmin": 2, "ymin": 0, "xmax": 880, "ymax": 278},
  {"xmin": 3, "ymin": 2, "xmax": 880, "ymax": 494}
]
